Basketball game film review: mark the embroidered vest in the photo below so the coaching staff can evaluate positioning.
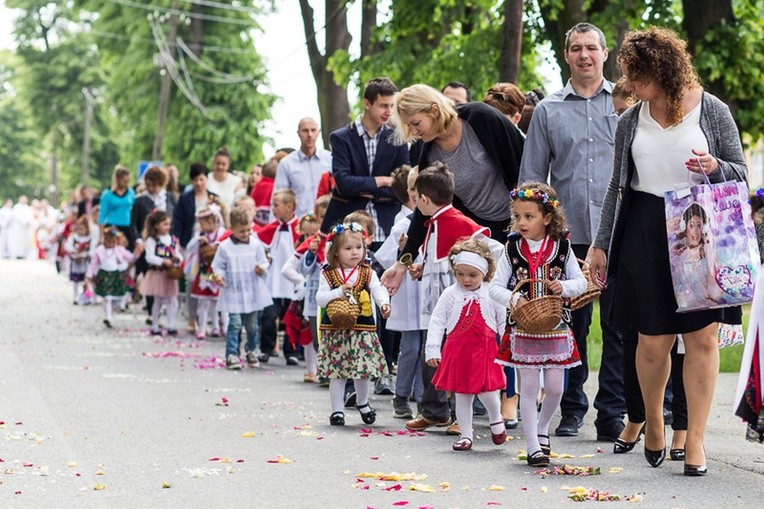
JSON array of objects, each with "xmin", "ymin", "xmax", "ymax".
[
  {"xmin": 319, "ymin": 263, "xmax": 376, "ymax": 331},
  {"xmin": 505, "ymin": 233, "xmax": 572, "ymax": 325},
  {"xmin": 155, "ymin": 236, "xmax": 178, "ymax": 259}
]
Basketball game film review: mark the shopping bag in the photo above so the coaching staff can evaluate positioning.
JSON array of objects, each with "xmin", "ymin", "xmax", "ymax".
[{"xmin": 664, "ymin": 173, "xmax": 759, "ymax": 312}]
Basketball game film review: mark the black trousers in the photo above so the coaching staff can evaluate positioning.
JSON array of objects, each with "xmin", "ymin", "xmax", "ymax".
[{"xmin": 260, "ymin": 298, "xmax": 296, "ymax": 357}]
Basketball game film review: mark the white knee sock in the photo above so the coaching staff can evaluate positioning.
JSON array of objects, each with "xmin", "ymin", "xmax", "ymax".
[
  {"xmin": 103, "ymin": 299, "xmax": 113, "ymax": 321},
  {"xmin": 166, "ymin": 297, "xmax": 178, "ymax": 329},
  {"xmin": 519, "ymin": 367, "xmax": 543, "ymax": 455},
  {"xmin": 455, "ymin": 393, "xmax": 475, "ymax": 441},
  {"xmin": 304, "ymin": 343, "xmax": 317, "ymax": 374},
  {"xmin": 354, "ymin": 379, "xmax": 371, "ymax": 409},
  {"xmin": 151, "ymin": 297, "xmax": 163, "ymax": 330},
  {"xmin": 73, "ymin": 282, "xmax": 80, "ymax": 302},
  {"xmin": 537, "ymin": 369, "xmax": 565, "ymax": 437},
  {"xmin": 196, "ymin": 300, "xmax": 211, "ymax": 334},
  {"xmin": 329, "ymin": 378, "xmax": 347, "ymax": 413},
  {"xmin": 478, "ymin": 391, "xmax": 505, "ymax": 435}
]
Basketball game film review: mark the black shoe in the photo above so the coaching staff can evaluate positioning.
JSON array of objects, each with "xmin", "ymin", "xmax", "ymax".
[
  {"xmin": 257, "ymin": 353, "xmax": 270, "ymax": 363},
  {"xmin": 596, "ymin": 419, "xmax": 625, "ymax": 442},
  {"xmin": 286, "ymin": 356, "xmax": 299, "ymax": 366},
  {"xmin": 663, "ymin": 407, "xmax": 673, "ymax": 426},
  {"xmin": 613, "ymin": 424, "xmax": 645, "ymax": 454},
  {"xmin": 103, "ymin": 319, "xmax": 113, "ymax": 329},
  {"xmin": 330, "ymin": 411, "xmax": 345, "ymax": 426},
  {"xmin": 644, "ymin": 445, "xmax": 666, "ymax": 467},
  {"xmin": 504, "ymin": 419, "xmax": 519, "ymax": 430},
  {"xmin": 356, "ymin": 403, "xmax": 377, "ymax": 424},
  {"xmin": 683, "ymin": 463, "xmax": 707, "ymax": 476},
  {"xmin": 167, "ymin": 328, "xmax": 178, "ymax": 336},
  {"xmin": 343, "ymin": 390, "xmax": 357, "ymax": 408},
  {"xmin": 670, "ymin": 448, "xmax": 686, "ymax": 461},
  {"xmin": 538, "ymin": 434, "xmax": 551, "ymax": 455},
  {"xmin": 554, "ymin": 416, "xmax": 583, "ymax": 437},
  {"xmin": 527, "ymin": 450, "xmax": 550, "ymax": 467}
]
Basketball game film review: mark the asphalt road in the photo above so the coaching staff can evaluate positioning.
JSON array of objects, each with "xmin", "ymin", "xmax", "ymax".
[{"xmin": 1, "ymin": 259, "xmax": 762, "ymax": 508}]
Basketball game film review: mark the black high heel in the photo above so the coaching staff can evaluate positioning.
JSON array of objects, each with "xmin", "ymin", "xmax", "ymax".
[
  {"xmin": 613, "ymin": 423, "xmax": 645, "ymax": 454},
  {"xmin": 683, "ymin": 463, "xmax": 707, "ymax": 476},
  {"xmin": 643, "ymin": 429, "xmax": 666, "ymax": 467},
  {"xmin": 670, "ymin": 448, "xmax": 686, "ymax": 461}
]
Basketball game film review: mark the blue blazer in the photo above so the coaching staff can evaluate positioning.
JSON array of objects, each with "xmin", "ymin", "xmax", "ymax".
[{"xmin": 320, "ymin": 122, "xmax": 410, "ymax": 236}]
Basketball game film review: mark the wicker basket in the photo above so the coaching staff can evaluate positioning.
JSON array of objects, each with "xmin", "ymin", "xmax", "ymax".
[
  {"xmin": 325, "ymin": 294, "xmax": 360, "ymax": 328},
  {"xmin": 510, "ymin": 279, "xmax": 563, "ymax": 333},
  {"xmin": 200, "ymin": 244, "xmax": 218, "ymax": 263},
  {"xmin": 570, "ymin": 258, "xmax": 602, "ymax": 311},
  {"xmin": 166, "ymin": 265, "xmax": 184, "ymax": 280}
]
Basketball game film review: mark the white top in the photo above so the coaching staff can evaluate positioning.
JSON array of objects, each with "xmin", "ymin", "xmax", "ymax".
[
  {"xmin": 265, "ymin": 230, "xmax": 297, "ymax": 299},
  {"xmin": 273, "ymin": 148, "xmax": 333, "ymax": 217},
  {"xmin": 425, "ymin": 283, "xmax": 507, "ymax": 361},
  {"xmin": 206, "ymin": 172, "xmax": 243, "ymax": 211},
  {"xmin": 316, "ymin": 265, "xmax": 390, "ymax": 309},
  {"xmin": 144, "ymin": 234, "xmax": 182, "ymax": 267},
  {"xmin": 631, "ymin": 101, "xmax": 708, "ymax": 197},
  {"xmin": 211, "ymin": 234, "xmax": 272, "ymax": 313},
  {"xmin": 393, "ymin": 205, "xmax": 415, "ymax": 226},
  {"xmin": 374, "ymin": 216, "xmax": 421, "ymax": 331},
  {"xmin": 86, "ymin": 245, "xmax": 135, "ymax": 276},
  {"xmin": 489, "ymin": 238, "xmax": 587, "ymax": 307},
  {"xmin": 297, "ymin": 250, "xmax": 323, "ymax": 318}
]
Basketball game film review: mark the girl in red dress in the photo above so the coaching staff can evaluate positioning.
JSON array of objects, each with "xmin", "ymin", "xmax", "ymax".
[
  {"xmin": 488, "ymin": 182, "xmax": 587, "ymax": 466},
  {"xmin": 425, "ymin": 239, "xmax": 508, "ymax": 451}
]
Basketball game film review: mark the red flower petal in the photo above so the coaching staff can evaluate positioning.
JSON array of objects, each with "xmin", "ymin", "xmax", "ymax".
[
  {"xmin": 208, "ymin": 457, "xmax": 220, "ymax": 462},
  {"xmin": 392, "ymin": 502, "xmax": 409, "ymax": 506}
]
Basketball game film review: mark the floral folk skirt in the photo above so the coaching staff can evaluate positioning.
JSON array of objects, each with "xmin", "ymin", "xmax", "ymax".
[
  {"xmin": 95, "ymin": 270, "xmax": 129, "ymax": 297},
  {"xmin": 318, "ymin": 329, "xmax": 387, "ymax": 379}
]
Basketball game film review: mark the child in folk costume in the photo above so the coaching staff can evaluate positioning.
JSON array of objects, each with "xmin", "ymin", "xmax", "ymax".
[
  {"xmin": 404, "ymin": 163, "xmax": 503, "ymax": 433},
  {"xmin": 85, "ymin": 227, "xmax": 141, "ymax": 328},
  {"xmin": 256, "ymin": 189, "xmax": 301, "ymax": 364},
  {"xmin": 426, "ymin": 239, "xmax": 508, "ymax": 451},
  {"xmin": 65, "ymin": 216, "xmax": 95, "ymax": 304},
  {"xmin": 212, "ymin": 207, "xmax": 272, "ymax": 370},
  {"xmin": 141, "ymin": 210, "xmax": 183, "ymax": 336},
  {"xmin": 489, "ymin": 182, "xmax": 586, "ymax": 466},
  {"xmin": 281, "ymin": 195, "xmax": 330, "ymax": 383},
  {"xmin": 734, "ymin": 188, "xmax": 764, "ymax": 443},
  {"xmin": 186, "ymin": 205, "xmax": 226, "ymax": 339},
  {"xmin": 316, "ymin": 222, "xmax": 391, "ymax": 426}
]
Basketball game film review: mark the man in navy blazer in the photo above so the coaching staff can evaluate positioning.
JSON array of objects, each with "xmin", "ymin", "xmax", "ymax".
[{"xmin": 320, "ymin": 77, "xmax": 410, "ymax": 242}]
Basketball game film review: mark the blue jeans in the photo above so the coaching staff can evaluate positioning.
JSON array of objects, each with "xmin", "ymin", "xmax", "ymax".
[
  {"xmin": 226, "ymin": 311, "xmax": 261, "ymax": 358},
  {"xmin": 394, "ymin": 330, "xmax": 424, "ymax": 402}
]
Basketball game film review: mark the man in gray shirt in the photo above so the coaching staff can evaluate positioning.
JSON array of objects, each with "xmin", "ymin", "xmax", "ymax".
[{"xmin": 519, "ymin": 22, "xmax": 626, "ymax": 441}]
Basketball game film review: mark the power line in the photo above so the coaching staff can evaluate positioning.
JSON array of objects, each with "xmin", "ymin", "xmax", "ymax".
[
  {"xmin": 105, "ymin": 0, "xmax": 258, "ymax": 27},
  {"xmin": 88, "ymin": 29, "xmax": 260, "ymax": 55},
  {"xmin": 175, "ymin": 0, "xmax": 264, "ymax": 14}
]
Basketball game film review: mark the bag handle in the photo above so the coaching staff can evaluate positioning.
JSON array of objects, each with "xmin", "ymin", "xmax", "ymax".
[{"xmin": 509, "ymin": 278, "xmax": 549, "ymax": 313}]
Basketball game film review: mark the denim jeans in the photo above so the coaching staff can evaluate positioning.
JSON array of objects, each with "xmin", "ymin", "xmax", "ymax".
[
  {"xmin": 226, "ymin": 311, "xmax": 261, "ymax": 358},
  {"xmin": 394, "ymin": 330, "xmax": 424, "ymax": 402}
]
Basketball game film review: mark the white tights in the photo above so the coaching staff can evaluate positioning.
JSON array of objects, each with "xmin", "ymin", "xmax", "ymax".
[
  {"xmin": 454, "ymin": 391, "xmax": 504, "ymax": 441},
  {"xmin": 304, "ymin": 343, "xmax": 317, "ymax": 374},
  {"xmin": 151, "ymin": 297, "xmax": 178, "ymax": 331},
  {"xmin": 103, "ymin": 298, "xmax": 113, "ymax": 321},
  {"xmin": 518, "ymin": 367, "xmax": 565, "ymax": 455},
  {"xmin": 196, "ymin": 299, "xmax": 216, "ymax": 334},
  {"xmin": 72, "ymin": 282, "xmax": 80, "ymax": 302},
  {"xmin": 328, "ymin": 378, "xmax": 372, "ymax": 414}
]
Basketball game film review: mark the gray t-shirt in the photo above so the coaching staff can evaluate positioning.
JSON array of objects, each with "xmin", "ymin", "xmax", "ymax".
[{"xmin": 429, "ymin": 122, "xmax": 510, "ymax": 222}]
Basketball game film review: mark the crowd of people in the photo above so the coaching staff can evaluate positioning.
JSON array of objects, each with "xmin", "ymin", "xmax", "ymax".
[{"xmin": 2, "ymin": 23, "xmax": 763, "ymax": 475}]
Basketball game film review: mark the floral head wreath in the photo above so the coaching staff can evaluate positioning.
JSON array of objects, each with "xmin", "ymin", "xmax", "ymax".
[
  {"xmin": 104, "ymin": 226, "xmax": 119, "ymax": 237},
  {"xmin": 301, "ymin": 212, "xmax": 316, "ymax": 223},
  {"xmin": 510, "ymin": 188, "xmax": 559, "ymax": 209},
  {"xmin": 327, "ymin": 222, "xmax": 367, "ymax": 242}
]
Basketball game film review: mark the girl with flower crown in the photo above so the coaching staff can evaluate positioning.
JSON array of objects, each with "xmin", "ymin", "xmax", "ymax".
[
  {"xmin": 489, "ymin": 181, "xmax": 587, "ymax": 467},
  {"xmin": 316, "ymin": 222, "xmax": 391, "ymax": 426}
]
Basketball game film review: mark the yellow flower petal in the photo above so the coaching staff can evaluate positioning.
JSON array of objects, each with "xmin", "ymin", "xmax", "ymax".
[
  {"xmin": 94, "ymin": 470, "xmax": 105, "ymax": 476},
  {"xmin": 609, "ymin": 467, "xmax": 624, "ymax": 474},
  {"xmin": 579, "ymin": 454, "xmax": 595, "ymax": 458},
  {"xmin": 438, "ymin": 482, "xmax": 451, "ymax": 492},
  {"xmin": 162, "ymin": 482, "xmax": 172, "ymax": 489},
  {"xmin": 409, "ymin": 483, "xmax": 436, "ymax": 493},
  {"xmin": 541, "ymin": 486, "xmax": 548, "ymax": 493},
  {"xmin": 488, "ymin": 485, "xmax": 506, "ymax": 491},
  {"xmin": 241, "ymin": 431, "xmax": 256, "ymax": 438},
  {"xmin": 93, "ymin": 483, "xmax": 107, "ymax": 491}
]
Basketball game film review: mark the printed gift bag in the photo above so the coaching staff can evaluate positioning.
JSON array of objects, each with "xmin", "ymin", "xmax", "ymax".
[{"xmin": 664, "ymin": 176, "xmax": 760, "ymax": 312}]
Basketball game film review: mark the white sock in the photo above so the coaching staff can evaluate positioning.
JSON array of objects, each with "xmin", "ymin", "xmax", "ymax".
[
  {"xmin": 455, "ymin": 393, "xmax": 475, "ymax": 441},
  {"xmin": 166, "ymin": 297, "xmax": 178, "ymax": 329},
  {"xmin": 304, "ymin": 343, "xmax": 317, "ymax": 374},
  {"xmin": 519, "ymin": 367, "xmax": 542, "ymax": 455},
  {"xmin": 478, "ymin": 391, "xmax": 504, "ymax": 435},
  {"xmin": 104, "ymin": 299, "xmax": 113, "ymax": 321},
  {"xmin": 151, "ymin": 297, "xmax": 163, "ymax": 331},
  {"xmin": 354, "ymin": 378, "xmax": 371, "ymax": 409},
  {"xmin": 73, "ymin": 282, "xmax": 80, "ymax": 301},
  {"xmin": 329, "ymin": 379, "xmax": 346, "ymax": 413},
  {"xmin": 537, "ymin": 369, "xmax": 565, "ymax": 437},
  {"xmin": 197, "ymin": 300, "xmax": 211, "ymax": 334}
]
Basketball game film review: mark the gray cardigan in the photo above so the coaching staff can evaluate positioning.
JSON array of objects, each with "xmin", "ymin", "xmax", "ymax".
[{"xmin": 593, "ymin": 92, "xmax": 748, "ymax": 268}]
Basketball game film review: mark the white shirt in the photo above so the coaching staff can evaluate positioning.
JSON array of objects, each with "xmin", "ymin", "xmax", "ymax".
[
  {"xmin": 206, "ymin": 172, "xmax": 243, "ymax": 211},
  {"xmin": 273, "ymin": 148, "xmax": 332, "ymax": 217},
  {"xmin": 631, "ymin": 101, "xmax": 708, "ymax": 197},
  {"xmin": 316, "ymin": 265, "xmax": 390, "ymax": 309}
]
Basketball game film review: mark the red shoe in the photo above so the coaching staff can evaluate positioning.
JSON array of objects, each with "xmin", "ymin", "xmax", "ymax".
[
  {"xmin": 490, "ymin": 421, "xmax": 507, "ymax": 445},
  {"xmin": 452, "ymin": 437, "xmax": 473, "ymax": 451}
]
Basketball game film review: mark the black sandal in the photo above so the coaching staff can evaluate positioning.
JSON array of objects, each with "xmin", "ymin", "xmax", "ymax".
[
  {"xmin": 356, "ymin": 403, "xmax": 377, "ymax": 425},
  {"xmin": 538, "ymin": 434, "xmax": 551, "ymax": 455},
  {"xmin": 527, "ymin": 450, "xmax": 550, "ymax": 467},
  {"xmin": 330, "ymin": 411, "xmax": 345, "ymax": 426}
]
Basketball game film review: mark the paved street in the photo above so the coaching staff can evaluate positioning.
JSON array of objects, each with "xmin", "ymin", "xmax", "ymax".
[{"xmin": 1, "ymin": 259, "xmax": 762, "ymax": 508}]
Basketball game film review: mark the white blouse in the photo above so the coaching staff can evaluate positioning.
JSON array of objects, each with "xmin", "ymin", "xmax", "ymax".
[{"xmin": 316, "ymin": 266, "xmax": 390, "ymax": 309}]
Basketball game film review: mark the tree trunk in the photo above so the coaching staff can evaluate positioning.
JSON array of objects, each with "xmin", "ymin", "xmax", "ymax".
[
  {"xmin": 190, "ymin": 3, "xmax": 204, "ymax": 57},
  {"xmin": 499, "ymin": 0, "xmax": 523, "ymax": 84},
  {"xmin": 681, "ymin": 0, "xmax": 737, "ymax": 114},
  {"xmin": 538, "ymin": 0, "xmax": 586, "ymax": 85},
  {"xmin": 298, "ymin": 0, "xmax": 351, "ymax": 148},
  {"xmin": 360, "ymin": 0, "xmax": 378, "ymax": 58}
]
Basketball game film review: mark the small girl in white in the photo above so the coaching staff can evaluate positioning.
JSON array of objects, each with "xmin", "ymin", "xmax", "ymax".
[
  {"xmin": 425, "ymin": 239, "xmax": 508, "ymax": 451},
  {"xmin": 140, "ymin": 210, "xmax": 183, "ymax": 335},
  {"xmin": 185, "ymin": 205, "xmax": 226, "ymax": 339},
  {"xmin": 489, "ymin": 182, "xmax": 586, "ymax": 467},
  {"xmin": 65, "ymin": 216, "xmax": 95, "ymax": 304},
  {"xmin": 85, "ymin": 227, "xmax": 140, "ymax": 328},
  {"xmin": 316, "ymin": 222, "xmax": 391, "ymax": 426}
]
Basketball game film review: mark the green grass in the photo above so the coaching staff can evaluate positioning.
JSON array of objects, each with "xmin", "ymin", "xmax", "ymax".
[{"xmin": 587, "ymin": 303, "xmax": 748, "ymax": 373}]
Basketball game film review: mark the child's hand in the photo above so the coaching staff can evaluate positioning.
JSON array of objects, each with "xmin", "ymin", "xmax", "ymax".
[
  {"xmin": 213, "ymin": 274, "xmax": 225, "ymax": 286},
  {"xmin": 308, "ymin": 236, "xmax": 319, "ymax": 254},
  {"xmin": 380, "ymin": 304, "xmax": 391, "ymax": 319},
  {"xmin": 162, "ymin": 259, "xmax": 172, "ymax": 268},
  {"xmin": 199, "ymin": 237, "xmax": 208, "ymax": 246},
  {"xmin": 514, "ymin": 296, "xmax": 529, "ymax": 309},
  {"xmin": 341, "ymin": 283, "xmax": 354, "ymax": 294},
  {"xmin": 408, "ymin": 263, "xmax": 423, "ymax": 279},
  {"xmin": 426, "ymin": 358, "xmax": 440, "ymax": 368},
  {"xmin": 547, "ymin": 280, "xmax": 563, "ymax": 295},
  {"xmin": 134, "ymin": 244, "xmax": 145, "ymax": 255},
  {"xmin": 255, "ymin": 264, "xmax": 266, "ymax": 276}
]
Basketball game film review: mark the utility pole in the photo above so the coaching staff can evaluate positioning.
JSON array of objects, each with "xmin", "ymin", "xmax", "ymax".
[
  {"xmin": 152, "ymin": 3, "xmax": 179, "ymax": 161},
  {"xmin": 81, "ymin": 87, "xmax": 95, "ymax": 185}
]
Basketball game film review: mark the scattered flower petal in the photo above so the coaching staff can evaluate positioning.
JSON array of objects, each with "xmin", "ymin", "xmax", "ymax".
[
  {"xmin": 408, "ymin": 483, "xmax": 435, "ymax": 493},
  {"xmin": 266, "ymin": 456, "xmax": 293, "ymax": 464},
  {"xmin": 93, "ymin": 483, "xmax": 107, "ymax": 491},
  {"xmin": 241, "ymin": 431, "xmax": 256, "ymax": 438},
  {"xmin": 487, "ymin": 485, "xmax": 506, "ymax": 491},
  {"xmin": 608, "ymin": 467, "xmax": 623, "ymax": 474},
  {"xmin": 162, "ymin": 482, "xmax": 172, "ymax": 489},
  {"xmin": 392, "ymin": 502, "xmax": 409, "ymax": 506},
  {"xmin": 438, "ymin": 482, "xmax": 451, "ymax": 492}
]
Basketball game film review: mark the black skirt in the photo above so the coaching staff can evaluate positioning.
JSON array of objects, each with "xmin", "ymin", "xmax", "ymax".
[{"xmin": 612, "ymin": 191, "xmax": 723, "ymax": 335}]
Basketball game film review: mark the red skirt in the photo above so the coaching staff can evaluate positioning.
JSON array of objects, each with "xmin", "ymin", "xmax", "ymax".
[
  {"xmin": 432, "ymin": 304, "xmax": 506, "ymax": 394},
  {"xmin": 496, "ymin": 325, "xmax": 581, "ymax": 369}
]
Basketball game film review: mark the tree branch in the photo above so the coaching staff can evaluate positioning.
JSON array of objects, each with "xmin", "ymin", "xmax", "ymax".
[{"xmin": 298, "ymin": 0, "xmax": 325, "ymax": 83}]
